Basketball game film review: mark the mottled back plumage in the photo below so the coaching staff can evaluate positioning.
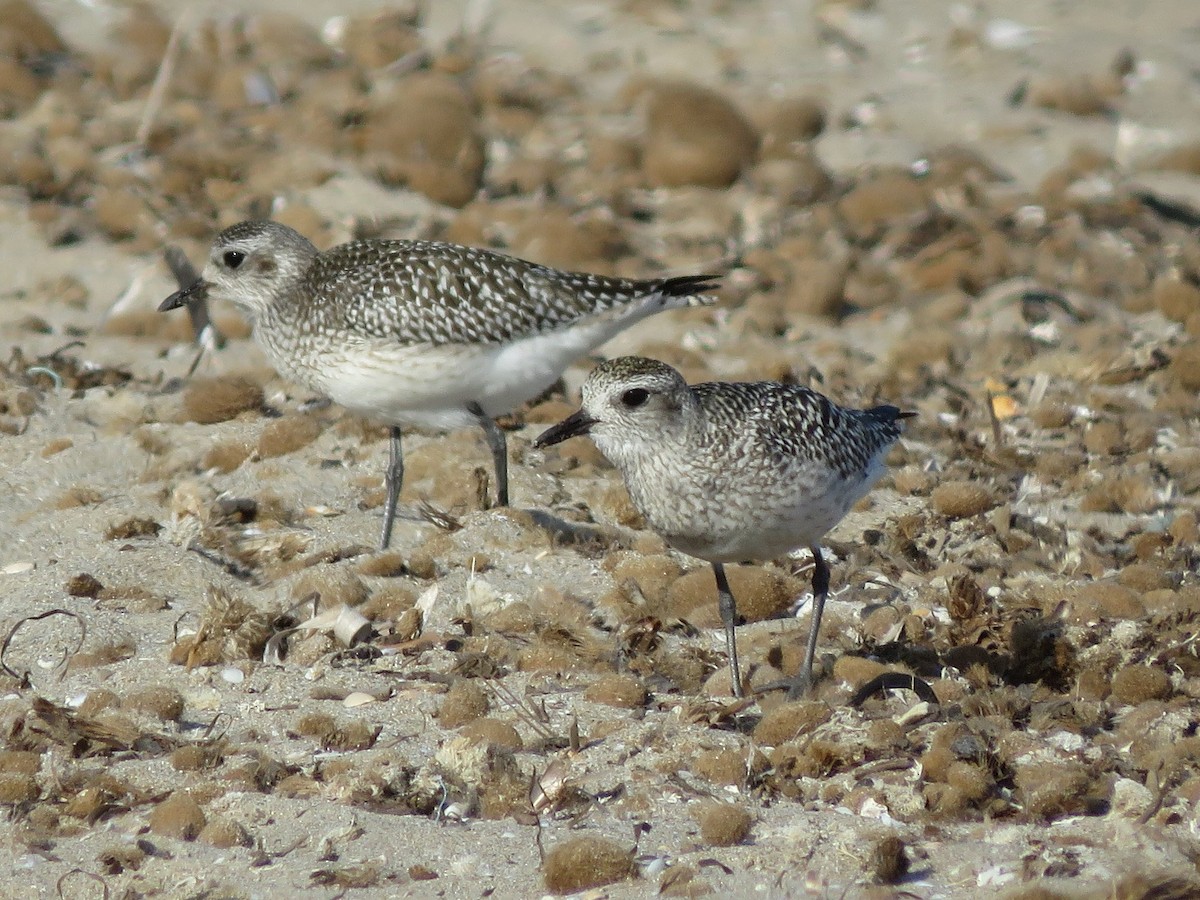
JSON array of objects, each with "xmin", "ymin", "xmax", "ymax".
[
  {"xmin": 315, "ymin": 240, "xmax": 714, "ymax": 345},
  {"xmin": 691, "ymin": 380, "xmax": 908, "ymax": 480},
  {"xmin": 199, "ymin": 222, "xmax": 715, "ymax": 346}
]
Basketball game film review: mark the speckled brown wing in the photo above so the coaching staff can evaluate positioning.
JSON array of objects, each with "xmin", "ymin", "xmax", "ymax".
[
  {"xmin": 310, "ymin": 240, "xmax": 716, "ymax": 345},
  {"xmin": 693, "ymin": 382, "xmax": 909, "ymax": 479}
]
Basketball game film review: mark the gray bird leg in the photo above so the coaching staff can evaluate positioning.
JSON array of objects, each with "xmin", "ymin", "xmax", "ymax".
[
  {"xmin": 788, "ymin": 545, "xmax": 830, "ymax": 699},
  {"xmin": 380, "ymin": 425, "xmax": 404, "ymax": 550},
  {"xmin": 468, "ymin": 402, "xmax": 509, "ymax": 508},
  {"xmin": 713, "ymin": 562, "xmax": 744, "ymax": 698}
]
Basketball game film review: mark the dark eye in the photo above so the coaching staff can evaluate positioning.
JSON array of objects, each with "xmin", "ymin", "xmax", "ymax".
[
  {"xmin": 621, "ymin": 388, "xmax": 649, "ymax": 408},
  {"xmin": 223, "ymin": 250, "xmax": 246, "ymax": 269}
]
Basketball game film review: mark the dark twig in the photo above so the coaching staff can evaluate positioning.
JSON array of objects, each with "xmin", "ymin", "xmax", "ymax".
[
  {"xmin": 1, "ymin": 609, "xmax": 86, "ymax": 683},
  {"xmin": 164, "ymin": 245, "xmax": 224, "ymax": 377},
  {"xmin": 1136, "ymin": 190, "xmax": 1200, "ymax": 229},
  {"xmin": 57, "ymin": 869, "xmax": 110, "ymax": 900},
  {"xmin": 985, "ymin": 389, "xmax": 1004, "ymax": 448},
  {"xmin": 849, "ymin": 671, "xmax": 939, "ymax": 707}
]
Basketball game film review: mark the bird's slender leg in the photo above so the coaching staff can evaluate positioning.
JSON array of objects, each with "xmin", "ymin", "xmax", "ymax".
[
  {"xmin": 380, "ymin": 425, "xmax": 404, "ymax": 550},
  {"xmin": 469, "ymin": 402, "xmax": 509, "ymax": 508},
  {"xmin": 788, "ymin": 545, "xmax": 830, "ymax": 699},
  {"xmin": 713, "ymin": 562, "xmax": 744, "ymax": 698}
]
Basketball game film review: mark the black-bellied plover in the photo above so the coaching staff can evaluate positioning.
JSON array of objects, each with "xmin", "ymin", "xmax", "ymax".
[
  {"xmin": 159, "ymin": 222, "xmax": 716, "ymax": 549},
  {"xmin": 534, "ymin": 356, "xmax": 912, "ymax": 698}
]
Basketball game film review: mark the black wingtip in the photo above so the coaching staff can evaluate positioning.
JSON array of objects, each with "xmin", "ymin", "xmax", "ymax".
[
  {"xmin": 659, "ymin": 274, "xmax": 721, "ymax": 297},
  {"xmin": 866, "ymin": 405, "xmax": 916, "ymax": 423}
]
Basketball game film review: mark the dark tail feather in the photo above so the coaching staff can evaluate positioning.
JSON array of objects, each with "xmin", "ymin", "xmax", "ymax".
[
  {"xmin": 866, "ymin": 405, "xmax": 916, "ymax": 423},
  {"xmin": 658, "ymin": 274, "xmax": 721, "ymax": 298}
]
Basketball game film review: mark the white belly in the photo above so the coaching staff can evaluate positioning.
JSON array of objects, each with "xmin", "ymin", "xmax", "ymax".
[
  {"xmin": 295, "ymin": 315, "xmax": 651, "ymax": 431},
  {"xmin": 635, "ymin": 455, "xmax": 887, "ymax": 563}
]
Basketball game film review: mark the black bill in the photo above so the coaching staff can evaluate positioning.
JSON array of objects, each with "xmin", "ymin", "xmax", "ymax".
[
  {"xmin": 534, "ymin": 409, "xmax": 599, "ymax": 448},
  {"xmin": 158, "ymin": 278, "xmax": 210, "ymax": 312}
]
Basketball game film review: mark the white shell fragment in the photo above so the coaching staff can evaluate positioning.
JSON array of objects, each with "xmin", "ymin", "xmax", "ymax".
[{"xmin": 298, "ymin": 604, "xmax": 374, "ymax": 647}]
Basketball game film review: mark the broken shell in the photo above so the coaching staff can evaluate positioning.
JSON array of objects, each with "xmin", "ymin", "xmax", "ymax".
[
  {"xmin": 304, "ymin": 505, "xmax": 343, "ymax": 517},
  {"xmin": 332, "ymin": 606, "xmax": 373, "ymax": 646},
  {"xmin": 297, "ymin": 604, "xmax": 374, "ymax": 647}
]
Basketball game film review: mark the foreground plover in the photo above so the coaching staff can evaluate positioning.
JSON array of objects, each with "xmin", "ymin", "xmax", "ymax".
[
  {"xmin": 535, "ymin": 356, "xmax": 912, "ymax": 698},
  {"xmin": 160, "ymin": 221, "xmax": 716, "ymax": 549}
]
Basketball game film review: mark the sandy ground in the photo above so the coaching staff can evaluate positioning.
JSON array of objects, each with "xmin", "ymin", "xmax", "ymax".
[{"xmin": 2, "ymin": 1, "xmax": 1200, "ymax": 897}]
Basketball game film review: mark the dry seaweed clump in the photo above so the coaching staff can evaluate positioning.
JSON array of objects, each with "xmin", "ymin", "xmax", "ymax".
[
  {"xmin": 0, "ymin": 769, "xmax": 39, "ymax": 805},
  {"xmin": 871, "ymin": 835, "xmax": 910, "ymax": 884},
  {"xmin": 148, "ymin": 792, "xmax": 207, "ymax": 840},
  {"xmin": 543, "ymin": 835, "xmax": 636, "ymax": 894},
  {"xmin": 289, "ymin": 568, "xmax": 371, "ymax": 609},
  {"xmin": 638, "ymin": 80, "xmax": 759, "ymax": 188},
  {"xmin": 437, "ymin": 678, "xmax": 490, "ymax": 727},
  {"xmin": 583, "ymin": 672, "xmax": 648, "ymax": 708},
  {"xmin": 752, "ymin": 700, "xmax": 831, "ymax": 746},
  {"xmin": 695, "ymin": 801, "xmax": 753, "ymax": 846},
  {"xmin": 169, "ymin": 585, "xmax": 274, "ymax": 667},
  {"xmin": 459, "ymin": 718, "xmax": 522, "ymax": 751},
  {"xmin": 121, "ymin": 687, "xmax": 185, "ymax": 722},
  {"xmin": 666, "ymin": 564, "xmax": 797, "ymax": 625},
  {"xmin": 294, "ymin": 712, "xmax": 380, "ymax": 752},
  {"xmin": 1110, "ymin": 664, "xmax": 1172, "ymax": 705},
  {"xmin": 690, "ymin": 747, "xmax": 749, "ymax": 787},
  {"xmin": 1014, "ymin": 761, "xmax": 1100, "ymax": 821},
  {"xmin": 171, "ymin": 742, "xmax": 225, "ymax": 773},
  {"xmin": 919, "ymin": 722, "xmax": 1002, "ymax": 819},
  {"xmin": 770, "ymin": 737, "xmax": 860, "ymax": 783},
  {"xmin": 180, "ymin": 375, "xmax": 264, "ymax": 424},
  {"xmin": 328, "ymin": 734, "xmax": 523, "ymax": 821},
  {"xmin": 258, "ymin": 415, "xmax": 323, "ymax": 457},
  {"xmin": 360, "ymin": 72, "xmax": 485, "ymax": 207},
  {"xmin": 931, "ymin": 481, "xmax": 996, "ymax": 518}
]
